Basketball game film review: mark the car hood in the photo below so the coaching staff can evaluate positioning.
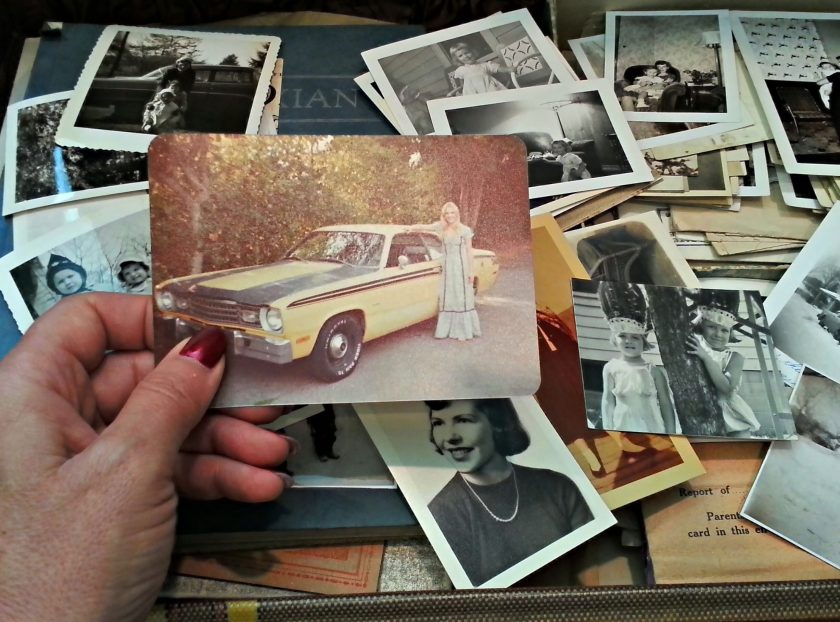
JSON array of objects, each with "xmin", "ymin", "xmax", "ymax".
[{"xmin": 163, "ymin": 260, "xmax": 375, "ymax": 306}]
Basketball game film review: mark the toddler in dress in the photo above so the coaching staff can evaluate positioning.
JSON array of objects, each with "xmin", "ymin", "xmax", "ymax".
[
  {"xmin": 686, "ymin": 294, "xmax": 762, "ymax": 438},
  {"xmin": 449, "ymin": 41, "xmax": 514, "ymax": 95},
  {"xmin": 599, "ymin": 282, "xmax": 676, "ymax": 435}
]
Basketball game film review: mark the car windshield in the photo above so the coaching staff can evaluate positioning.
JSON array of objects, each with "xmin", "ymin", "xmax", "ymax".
[{"xmin": 286, "ymin": 231, "xmax": 384, "ymax": 268}]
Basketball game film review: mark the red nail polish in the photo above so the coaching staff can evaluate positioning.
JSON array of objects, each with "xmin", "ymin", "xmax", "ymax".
[{"xmin": 179, "ymin": 328, "xmax": 227, "ymax": 368}]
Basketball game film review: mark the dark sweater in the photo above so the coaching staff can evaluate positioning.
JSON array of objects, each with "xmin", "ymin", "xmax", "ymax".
[{"xmin": 428, "ymin": 462, "xmax": 593, "ymax": 586}]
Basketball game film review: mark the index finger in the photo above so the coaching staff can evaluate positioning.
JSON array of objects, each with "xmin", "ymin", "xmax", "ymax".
[{"xmin": 16, "ymin": 293, "xmax": 154, "ymax": 373}]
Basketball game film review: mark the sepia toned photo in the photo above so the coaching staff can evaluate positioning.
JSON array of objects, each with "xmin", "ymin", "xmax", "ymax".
[
  {"xmin": 742, "ymin": 368, "xmax": 840, "ymax": 571},
  {"xmin": 361, "ymin": 9, "xmax": 575, "ymax": 136},
  {"xmin": 766, "ymin": 206, "xmax": 840, "ymax": 385},
  {"xmin": 149, "ymin": 134, "xmax": 539, "ymax": 408},
  {"xmin": 606, "ymin": 10, "xmax": 741, "ymax": 123},
  {"xmin": 56, "ymin": 25, "xmax": 280, "ymax": 152},
  {"xmin": 733, "ymin": 12, "xmax": 840, "ymax": 176},
  {"xmin": 531, "ymin": 215, "xmax": 704, "ymax": 509},
  {"xmin": 573, "ymin": 279, "xmax": 796, "ymax": 440},
  {"xmin": 3, "ymin": 92, "xmax": 148, "ymax": 215},
  {"xmin": 427, "ymin": 81, "xmax": 652, "ymax": 199},
  {"xmin": 0, "ymin": 196, "xmax": 150, "ymax": 332},
  {"xmin": 354, "ymin": 397, "xmax": 615, "ymax": 589}
]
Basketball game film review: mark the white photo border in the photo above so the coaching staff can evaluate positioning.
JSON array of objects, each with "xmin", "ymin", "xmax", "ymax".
[
  {"xmin": 3, "ymin": 91, "xmax": 148, "ymax": 216},
  {"xmin": 739, "ymin": 143, "xmax": 771, "ymax": 197},
  {"xmin": 568, "ymin": 35, "xmax": 604, "ymax": 81},
  {"xmin": 362, "ymin": 9, "xmax": 576, "ymax": 136},
  {"xmin": 354, "ymin": 396, "xmax": 615, "ymax": 589},
  {"xmin": 427, "ymin": 79, "xmax": 653, "ymax": 199},
  {"xmin": 0, "ymin": 193, "xmax": 150, "ymax": 333},
  {"xmin": 732, "ymin": 11, "xmax": 840, "ymax": 177},
  {"xmin": 55, "ymin": 25, "xmax": 281, "ymax": 153},
  {"xmin": 354, "ymin": 72, "xmax": 406, "ymax": 133},
  {"xmin": 775, "ymin": 166, "xmax": 823, "ymax": 210},
  {"xmin": 605, "ymin": 10, "xmax": 741, "ymax": 123}
]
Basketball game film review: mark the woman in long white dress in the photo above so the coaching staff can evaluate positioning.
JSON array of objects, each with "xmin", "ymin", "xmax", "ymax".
[{"xmin": 408, "ymin": 202, "xmax": 481, "ymax": 340}]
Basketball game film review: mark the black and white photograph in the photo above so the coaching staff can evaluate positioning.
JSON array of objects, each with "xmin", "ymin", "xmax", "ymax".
[
  {"xmin": 765, "ymin": 206, "xmax": 840, "ymax": 385},
  {"xmin": 353, "ymin": 72, "xmax": 404, "ymax": 133},
  {"xmin": 733, "ymin": 12, "xmax": 840, "ymax": 176},
  {"xmin": 640, "ymin": 149, "xmax": 733, "ymax": 197},
  {"xmin": 605, "ymin": 10, "xmax": 740, "ymax": 123},
  {"xmin": 573, "ymin": 279, "xmax": 797, "ymax": 440},
  {"xmin": 271, "ymin": 404, "xmax": 395, "ymax": 489},
  {"xmin": 427, "ymin": 81, "xmax": 652, "ymax": 199},
  {"xmin": 0, "ymin": 196, "xmax": 149, "ymax": 332},
  {"xmin": 3, "ymin": 92, "xmax": 148, "ymax": 215},
  {"xmin": 568, "ymin": 35, "xmax": 605, "ymax": 80},
  {"xmin": 361, "ymin": 9, "xmax": 575, "ymax": 136},
  {"xmin": 739, "ymin": 142, "xmax": 771, "ymax": 197},
  {"xmin": 742, "ymin": 368, "xmax": 840, "ymax": 571},
  {"xmin": 564, "ymin": 211, "xmax": 700, "ymax": 287},
  {"xmin": 354, "ymin": 397, "xmax": 614, "ymax": 589},
  {"xmin": 775, "ymin": 166, "xmax": 823, "ymax": 210},
  {"xmin": 55, "ymin": 25, "xmax": 280, "ymax": 152}
]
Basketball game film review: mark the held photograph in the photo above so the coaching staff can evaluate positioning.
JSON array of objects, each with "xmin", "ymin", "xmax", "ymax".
[
  {"xmin": 765, "ymin": 206, "xmax": 840, "ymax": 385},
  {"xmin": 572, "ymin": 279, "xmax": 796, "ymax": 440},
  {"xmin": 733, "ymin": 12, "xmax": 840, "ymax": 176},
  {"xmin": 742, "ymin": 368, "xmax": 840, "ymax": 571},
  {"xmin": 354, "ymin": 397, "xmax": 615, "ymax": 589},
  {"xmin": 3, "ymin": 92, "xmax": 148, "ymax": 215},
  {"xmin": 0, "ymin": 196, "xmax": 150, "ymax": 332},
  {"xmin": 149, "ymin": 134, "xmax": 540, "ymax": 408},
  {"xmin": 427, "ymin": 81, "xmax": 652, "ymax": 199},
  {"xmin": 56, "ymin": 25, "xmax": 280, "ymax": 152},
  {"xmin": 361, "ymin": 9, "xmax": 575, "ymax": 136},
  {"xmin": 605, "ymin": 10, "xmax": 741, "ymax": 123},
  {"xmin": 531, "ymin": 215, "xmax": 704, "ymax": 510}
]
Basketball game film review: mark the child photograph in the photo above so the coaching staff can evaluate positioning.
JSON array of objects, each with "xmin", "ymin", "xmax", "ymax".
[
  {"xmin": 355, "ymin": 397, "xmax": 615, "ymax": 589},
  {"xmin": 573, "ymin": 279, "xmax": 796, "ymax": 440},
  {"xmin": 426, "ymin": 81, "xmax": 652, "ymax": 199},
  {"xmin": 56, "ymin": 25, "xmax": 280, "ymax": 152},
  {"xmin": 362, "ymin": 9, "xmax": 575, "ymax": 136},
  {"xmin": 606, "ymin": 10, "xmax": 740, "ymax": 123},
  {"xmin": 149, "ymin": 134, "xmax": 539, "ymax": 408}
]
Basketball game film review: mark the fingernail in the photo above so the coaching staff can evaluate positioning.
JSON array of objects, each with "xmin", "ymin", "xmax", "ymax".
[
  {"xmin": 278, "ymin": 434, "xmax": 301, "ymax": 456},
  {"xmin": 179, "ymin": 328, "xmax": 226, "ymax": 369},
  {"xmin": 277, "ymin": 472, "xmax": 295, "ymax": 488}
]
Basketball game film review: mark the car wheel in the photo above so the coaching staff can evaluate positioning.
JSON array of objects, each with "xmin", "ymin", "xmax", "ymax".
[{"xmin": 309, "ymin": 314, "xmax": 363, "ymax": 382}]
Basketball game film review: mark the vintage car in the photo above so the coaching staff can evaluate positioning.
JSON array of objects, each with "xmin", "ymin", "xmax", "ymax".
[
  {"xmin": 155, "ymin": 224, "xmax": 500, "ymax": 382},
  {"xmin": 79, "ymin": 64, "xmax": 261, "ymax": 131}
]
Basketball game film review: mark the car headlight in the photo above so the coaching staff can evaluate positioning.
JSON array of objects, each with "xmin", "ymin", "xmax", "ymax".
[
  {"xmin": 156, "ymin": 291, "xmax": 174, "ymax": 311},
  {"xmin": 175, "ymin": 297, "xmax": 189, "ymax": 310},
  {"xmin": 241, "ymin": 308, "xmax": 259, "ymax": 324},
  {"xmin": 260, "ymin": 307, "xmax": 283, "ymax": 332}
]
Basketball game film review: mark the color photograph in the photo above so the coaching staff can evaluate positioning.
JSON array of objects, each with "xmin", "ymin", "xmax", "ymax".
[{"xmin": 149, "ymin": 134, "xmax": 540, "ymax": 407}]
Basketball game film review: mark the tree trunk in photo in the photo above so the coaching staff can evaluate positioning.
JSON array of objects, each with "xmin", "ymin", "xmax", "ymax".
[{"xmin": 647, "ymin": 287, "xmax": 726, "ymax": 436}]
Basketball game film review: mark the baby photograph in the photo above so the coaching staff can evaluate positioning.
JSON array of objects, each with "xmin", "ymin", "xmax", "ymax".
[
  {"xmin": 572, "ymin": 278, "xmax": 796, "ymax": 440},
  {"xmin": 606, "ymin": 10, "xmax": 741, "ymax": 123},
  {"xmin": 426, "ymin": 81, "xmax": 652, "ymax": 199},
  {"xmin": 354, "ymin": 397, "xmax": 615, "ymax": 589},
  {"xmin": 361, "ymin": 9, "xmax": 575, "ymax": 136}
]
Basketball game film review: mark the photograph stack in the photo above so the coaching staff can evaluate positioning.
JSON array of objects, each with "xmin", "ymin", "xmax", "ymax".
[{"xmin": 1, "ymin": 4, "xmax": 840, "ymax": 614}]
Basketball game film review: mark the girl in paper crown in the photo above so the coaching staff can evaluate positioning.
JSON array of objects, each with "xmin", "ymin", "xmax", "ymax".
[
  {"xmin": 599, "ymin": 282, "xmax": 676, "ymax": 435},
  {"xmin": 686, "ymin": 290, "xmax": 762, "ymax": 438}
]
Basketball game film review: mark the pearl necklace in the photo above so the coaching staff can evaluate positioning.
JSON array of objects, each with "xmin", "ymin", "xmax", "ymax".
[{"xmin": 462, "ymin": 467, "xmax": 519, "ymax": 523}]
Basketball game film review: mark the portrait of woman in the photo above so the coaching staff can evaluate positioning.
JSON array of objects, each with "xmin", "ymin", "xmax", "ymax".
[
  {"xmin": 407, "ymin": 201, "xmax": 481, "ymax": 341},
  {"xmin": 425, "ymin": 399, "xmax": 594, "ymax": 586}
]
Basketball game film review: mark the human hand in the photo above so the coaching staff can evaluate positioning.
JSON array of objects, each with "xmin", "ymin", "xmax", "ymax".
[
  {"xmin": 0, "ymin": 294, "xmax": 293, "ymax": 622},
  {"xmin": 685, "ymin": 334, "xmax": 708, "ymax": 360}
]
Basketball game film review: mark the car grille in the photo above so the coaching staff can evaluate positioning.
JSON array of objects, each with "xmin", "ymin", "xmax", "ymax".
[{"xmin": 185, "ymin": 296, "xmax": 261, "ymax": 328}]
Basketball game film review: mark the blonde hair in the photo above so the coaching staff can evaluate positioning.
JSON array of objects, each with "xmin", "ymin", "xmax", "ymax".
[
  {"xmin": 449, "ymin": 42, "xmax": 472, "ymax": 65},
  {"xmin": 439, "ymin": 201, "xmax": 462, "ymax": 227}
]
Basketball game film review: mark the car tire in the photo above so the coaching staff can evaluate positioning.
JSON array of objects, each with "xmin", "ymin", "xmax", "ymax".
[{"xmin": 309, "ymin": 314, "xmax": 363, "ymax": 382}]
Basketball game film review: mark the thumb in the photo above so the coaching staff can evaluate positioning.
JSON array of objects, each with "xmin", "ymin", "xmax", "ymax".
[{"xmin": 103, "ymin": 327, "xmax": 227, "ymax": 461}]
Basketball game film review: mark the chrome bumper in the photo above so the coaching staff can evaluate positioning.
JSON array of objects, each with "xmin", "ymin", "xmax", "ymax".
[{"xmin": 174, "ymin": 318, "xmax": 292, "ymax": 365}]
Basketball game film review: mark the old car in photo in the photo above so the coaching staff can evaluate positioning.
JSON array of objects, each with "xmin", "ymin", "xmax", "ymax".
[
  {"xmin": 155, "ymin": 224, "xmax": 500, "ymax": 381},
  {"xmin": 79, "ymin": 64, "xmax": 261, "ymax": 132}
]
